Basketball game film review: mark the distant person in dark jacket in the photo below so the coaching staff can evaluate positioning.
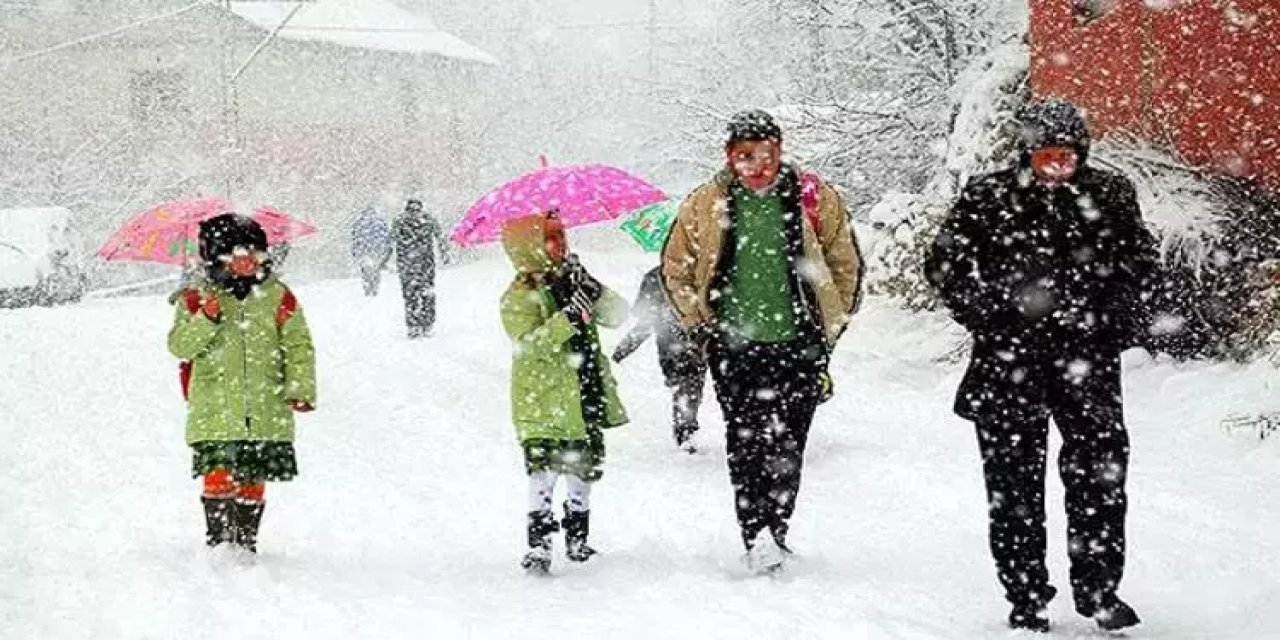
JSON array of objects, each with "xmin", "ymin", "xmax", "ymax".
[
  {"xmin": 393, "ymin": 198, "xmax": 447, "ymax": 338},
  {"xmin": 612, "ymin": 266, "xmax": 708, "ymax": 452},
  {"xmin": 925, "ymin": 98, "xmax": 1157, "ymax": 634}
]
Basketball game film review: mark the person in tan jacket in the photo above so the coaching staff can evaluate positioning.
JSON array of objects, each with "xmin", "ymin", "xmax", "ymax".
[{"xmin": 661, "ymin": 109, "xmax": 862, "ymax": 572}]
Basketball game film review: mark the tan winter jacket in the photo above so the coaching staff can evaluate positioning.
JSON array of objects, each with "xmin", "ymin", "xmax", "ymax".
[{"xmin": 661, "ymin": 168, "xmax": 862, "ymax": 347}]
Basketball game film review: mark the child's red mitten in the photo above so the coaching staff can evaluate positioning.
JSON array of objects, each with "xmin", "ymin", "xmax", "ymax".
[{"xmin": 201, "ymin": 294, "xmax": 221, "ymax": 321}]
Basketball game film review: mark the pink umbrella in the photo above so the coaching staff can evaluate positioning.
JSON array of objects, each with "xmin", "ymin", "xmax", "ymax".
[
  {"xmin": 250, "ymin": 206, "xmax": 318, "ymax": 244},
  {"xmin": 97, "ymin": 198, "xmax": 317, "ymax": 265},
  {"xmin": 451, "ymin": 157, "xmax": 666, "ymax": 247}
]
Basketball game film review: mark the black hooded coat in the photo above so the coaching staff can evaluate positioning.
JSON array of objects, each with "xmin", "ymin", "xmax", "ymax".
[{"xmin": 925, "ymin": 100, "xmax": 1159, "ymax": 422}]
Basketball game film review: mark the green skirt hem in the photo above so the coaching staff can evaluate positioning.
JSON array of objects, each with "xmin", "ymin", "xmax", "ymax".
[{"xmin": 190, "ymin": 440, "xmax": 298, "ymax": 482}]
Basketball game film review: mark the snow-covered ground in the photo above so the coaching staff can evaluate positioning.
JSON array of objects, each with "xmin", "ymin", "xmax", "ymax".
[{"xmin": 2, "ymin": 249, "xmax": 1277, "ymax": 639}]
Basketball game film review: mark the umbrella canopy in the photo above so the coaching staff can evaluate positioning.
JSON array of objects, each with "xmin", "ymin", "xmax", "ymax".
[
  {"xmin": 619, "ymin": 199, "xmax": 680, "ymax": 253},
  {"xmin": 251, "ymin": 206, "xmax": 319, "ymax": 244},
  {"xmin": 451, "ymin": 159, "xmax": 665, "ymax": 247},
  {"xmin": 97, "ymin": 198, "xmax": 316, "ymax": 265}
]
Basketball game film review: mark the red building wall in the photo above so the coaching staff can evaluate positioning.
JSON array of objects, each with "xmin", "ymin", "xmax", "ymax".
[{"xmin": 1030, "ymin": 0, "xmax": 1280, "ymax": 191}]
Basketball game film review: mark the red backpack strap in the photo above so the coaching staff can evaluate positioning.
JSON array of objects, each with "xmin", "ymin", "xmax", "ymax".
[
  {"xmin": 178, "ymin": 290, "xmax": 202, "ymax": 401},
  {"xmin": 179, "ymin": 361, "xmax": 193, "ymax": 401},
  {"xmin": 277, "ymin": 288, "xmax": 298, "ymax": 328},
  {"xmin": 801, "ymin": 172, "xmax": 822, "ymax": 235},
  {"xmin": 182, "ymin": 289, "xmax": 202, "ymax": 314}
]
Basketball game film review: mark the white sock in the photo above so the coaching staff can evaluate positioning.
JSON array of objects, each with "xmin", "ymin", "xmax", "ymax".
[
  {"xmin": 527, "ymin": 470, "xmax": 558, "ymax": 513},
  {"xmin": 564, "ymin": 475, "xmax": 592, "ymax": 513}
]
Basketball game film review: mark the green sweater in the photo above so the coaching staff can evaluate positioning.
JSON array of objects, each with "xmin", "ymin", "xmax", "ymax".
[{"xmin": 720, "ymin": 184, "xmax": 798, "ymax": 343}]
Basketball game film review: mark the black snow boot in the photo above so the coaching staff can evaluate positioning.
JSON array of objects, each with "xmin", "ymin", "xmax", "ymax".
[
  {"xmin": 562, "ymin": 503, "xmax": 597, "ymax": 563},
  {"xmin": 1008, "ymin": 585, "xmax": 1057, "ymax": 633},
  {"xmin": 673, "ymin": 424, "xmax": 701, "ymax": 453},
  {"xmin": 1076, "ymin": 594, "xmax": 1141, "ymax": 631},
  {"xmin": 521, "ymin": 510, "xmax": 558, "ymax": 574},
  {"xmin": 1008, "ymin": 603, "xmax": 1051, "ymax": 633},
  {"xmin": 231, "ymin": 500, "xmax": 265, "ymax": 553},
  {"xmin": 201, "ymin": 497, "xmax": 234, "ymax": 547}
]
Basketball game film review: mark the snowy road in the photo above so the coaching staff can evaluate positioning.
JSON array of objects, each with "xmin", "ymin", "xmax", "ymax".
[{"xmin": 2, "ymin": 251, "xmax": 1277, "ymax": 639}]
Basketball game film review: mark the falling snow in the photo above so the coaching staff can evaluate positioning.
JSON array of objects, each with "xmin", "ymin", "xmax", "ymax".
[{"xmin": 3, "ymin": 1, "xmax": 1280, "ymax": 638}]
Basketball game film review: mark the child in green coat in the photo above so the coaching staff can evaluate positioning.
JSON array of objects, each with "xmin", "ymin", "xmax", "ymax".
[
  {"xmin": 499, "ymin": 211, "xmax": 629, "ymax": 574},
  {"xmin": 168, "ymin": 213, "xmax": 317, "ymax": 554}
]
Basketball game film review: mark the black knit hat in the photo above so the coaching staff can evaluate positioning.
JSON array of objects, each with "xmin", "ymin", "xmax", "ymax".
[
  {"xmin": 725, "ymin": 109, "xmax": 782, "ymax": 146},
  {"xmin": 198, "ymin": 213, "xmax": 267, "ymax": 263},
  {"xmin": 1017, "ymin": 98, "xmax": 1091, "ymax": 160}
]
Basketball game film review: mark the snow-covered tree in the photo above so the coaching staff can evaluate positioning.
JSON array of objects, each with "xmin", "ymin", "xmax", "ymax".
[{"xmin": 664, "ymin": 0, "xmax": 1024, "ymax": 208}]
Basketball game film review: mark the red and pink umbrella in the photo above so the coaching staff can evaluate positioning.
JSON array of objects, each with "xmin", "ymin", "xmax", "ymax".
[
  {"xmin": 451, "ymin": 157, "xmax": 666, "ymax": 247},
  {"xmin": 97, "ymin": 197, "xmax": 317, "ymax": 265}
]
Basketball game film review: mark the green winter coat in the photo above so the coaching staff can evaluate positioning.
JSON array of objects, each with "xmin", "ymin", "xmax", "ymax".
[
  {"xmin": 168, "ymin": 277, "xmax": 317, "ymax": 445},
  {"xmin": 500, "ymin": 215, "xmax": 629, "ymax": 443}
]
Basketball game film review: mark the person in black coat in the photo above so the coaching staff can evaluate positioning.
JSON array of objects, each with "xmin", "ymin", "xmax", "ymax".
[
  {"xmin": 612, "ymin": 266, "xmax": 708, "ymax": 451},
  {"xmin": 925, "ymin": 99, "xmax": 1158, "ymax": 633},
  {"xmin": 393, "ymin": 199, "xmax": 447, "ymax": 338}
]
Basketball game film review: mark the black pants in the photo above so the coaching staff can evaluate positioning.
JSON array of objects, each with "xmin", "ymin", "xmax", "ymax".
[
  {"xmin": 400, "ymin": 269, "xmax": 436, "ymax": 336},
  {"xmin": 974, "ymin": 353, "xmax": 1129, "ymax": 610},
  {"xmin": 667, "ymin": 360, "xmax": 708, "ymax": 445},
  {"xmin": 359, "ymin": 265, "xmax": 382, "ymax": 297},
  {"xmin": 709, "ymin": 339, "xmax": 820, "ymax": 549}
]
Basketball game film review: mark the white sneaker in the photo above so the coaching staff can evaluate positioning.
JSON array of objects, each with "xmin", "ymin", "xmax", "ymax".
[{"xmin": 744, "ymin": 534, "xmax": 786, "ymax": 574}]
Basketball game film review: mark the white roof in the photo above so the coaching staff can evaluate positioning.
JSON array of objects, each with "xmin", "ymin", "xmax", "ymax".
[
  {"xmin": 0, "ymin": 207, "xmax": 71, "ymax": 254},
  {"xmin": 0, "ymin": 207, "xmax": 72, "ymax": 288},
  {"xmin": 228, "ymin": 0, "xmax": 497, "ymax": 65}
]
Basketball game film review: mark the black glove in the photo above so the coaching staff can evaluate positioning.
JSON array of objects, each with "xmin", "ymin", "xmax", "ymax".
[
  {"xmin": 612, "ymin": 338, "xmax": 640, "ymax": 363},
  {"xmin": 563, "ymin": 254, "xmax": 603, "ymax": 301},
  {"xmin": 546, "ymin": 268, "xmax": 575, "ymax": 306}
]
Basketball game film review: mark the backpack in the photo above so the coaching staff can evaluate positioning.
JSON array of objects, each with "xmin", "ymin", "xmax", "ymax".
[
  {"xmin": 801, "ymin": 172, "xmax": 822, "ymax": 234},
  {"xmin": 798, "ymin": 172, "xmax": 866, "ymax": 320},
  {"xmin": 178, "ymin": 287, "xmax": 298, "ymax": 401}
]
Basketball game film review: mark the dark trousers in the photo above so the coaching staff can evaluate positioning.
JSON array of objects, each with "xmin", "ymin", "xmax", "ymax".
[
  {"xmin": 709, "ymin": 339, "xmax": 820, "ymax": 549},
  {"xmin": 359, "ymin": 266, "xmax": 382, "ymax": 297},
  {"xmin": 400, "ymin": 269, "xmax": 436, "ymax": 336},
  {"xmin": 974, "ymin": 353, "xmax": 1130, "ymax": 610},
  {"xmin": 667, "ymin": 361, "xmax": 707, "ymax": 444}
]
